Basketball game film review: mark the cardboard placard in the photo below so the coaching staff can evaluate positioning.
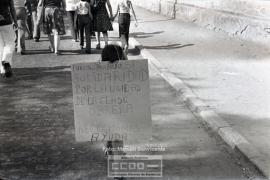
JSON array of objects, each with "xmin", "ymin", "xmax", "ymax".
[{"xmin": 71, "ymin": 60, "xmax": 152, "ymax": 143}]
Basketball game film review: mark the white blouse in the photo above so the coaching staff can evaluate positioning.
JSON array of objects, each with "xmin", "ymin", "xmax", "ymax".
[
  {"xmin": 76, "ymin": 1, "xmax": 89, "ymax": 15},
  {"xmin": 65, "ymin": 0, "xmax": 80, "ymax": 11},
  {"xmin": 118, "ymin": 0, "xmax": 131, "ymax": 14}
]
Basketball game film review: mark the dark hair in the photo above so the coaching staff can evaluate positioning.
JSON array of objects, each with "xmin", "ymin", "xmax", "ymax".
[{"xmin": 101, "ymin": 44, "xmax": 127, "ymax": 63}]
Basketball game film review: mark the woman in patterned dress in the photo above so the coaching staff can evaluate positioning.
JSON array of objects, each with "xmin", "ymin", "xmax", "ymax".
[
  {"xmin": 38, "ymin": 0, "xmax": 66, "ymax": 55},
  {"xmin": 92, "ymin": 0, "xmax": 113, "ymax": 49}
]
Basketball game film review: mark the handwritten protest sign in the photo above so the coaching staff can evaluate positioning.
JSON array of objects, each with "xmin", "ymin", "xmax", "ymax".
[{"xmin": 71, "ymin": 60, "xmax": 152, "ymax": 143}]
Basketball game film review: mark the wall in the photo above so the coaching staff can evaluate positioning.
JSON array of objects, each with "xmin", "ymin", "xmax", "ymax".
[
  {"xmin": 175, "ymin": 0, "xmax": 270, "ymax": 43},
  {"xmin": 110, "ymin": 0, "xmax": 270, "ymax": 43}
]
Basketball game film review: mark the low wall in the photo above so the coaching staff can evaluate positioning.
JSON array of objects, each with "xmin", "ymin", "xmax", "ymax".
[
  {"xmin": 175, "ymin": 0, "xmax": 270, "ymax": 43},
  {"xmin": 110, "ymin": 0, "xmax": 270, "ymax": 43}
]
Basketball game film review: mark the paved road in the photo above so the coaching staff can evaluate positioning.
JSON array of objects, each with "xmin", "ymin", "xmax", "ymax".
[
  {"xmin": 0, "ymin": 25, "xmax": 265, "ymax": 179},
  {"xmin": 132, "ymin": 6, "xmax": 270, "ymax": 163}
]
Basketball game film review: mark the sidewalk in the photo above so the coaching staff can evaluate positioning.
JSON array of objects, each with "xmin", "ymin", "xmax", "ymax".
[
  {"xmin": 0, "ymin": 25, "xmax": 264, "ymax": 179},
  {"xmin": 131, "ymin": 6, "xmax": 270, "ymax": 178}
]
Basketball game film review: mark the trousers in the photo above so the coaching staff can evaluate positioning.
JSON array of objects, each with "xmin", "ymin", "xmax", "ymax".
[
  {"xmin": 15, "ymin": 7, "xmax": 27, "ymax": 52},
  {"xmin": 78, "ymin": 15, "xmax": 92, "ymax": 51},
  {"xmin": 0, "ymin": 25, "xmax": 15, "ymax": 72}
]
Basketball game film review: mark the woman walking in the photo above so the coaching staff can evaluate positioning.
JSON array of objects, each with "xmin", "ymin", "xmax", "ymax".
[
  {"xmin": 65, "ymin": 0, "xmax": 80, "ymax": 42},
  {"xmin": 38, "ymin": 0, "xmax": 66, "ymax": 55},
  {"xmin": 92, "ymin": 0, "xmax": 113, "ymax": 49},
  {"xmin": 76, "ymin": 0, "xmax": 93, "ymax": 53},
  {"xmin": 113, "ymin": 0, "xmax": 137, "ymax": 54},
  {"xmin": 0, "ymin": 0, "xmax": 18, "ymax": 77}
]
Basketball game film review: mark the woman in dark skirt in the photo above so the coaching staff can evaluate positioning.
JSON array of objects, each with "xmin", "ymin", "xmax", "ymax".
[
  {"xmin": 92, "ymin": 0, "xmax": 113, "ymax": 49},
  {"xmin": 113, "ymin": 0, "xmax": 137, "ymax": 54},
  {"xmin": 38, "ymin": 0, "xmax": 66, "ymax": 55}
]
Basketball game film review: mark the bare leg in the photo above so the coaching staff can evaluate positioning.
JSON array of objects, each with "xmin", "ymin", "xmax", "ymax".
[
  {"xmin": 53, "ymin": 29, "xmax": 60, "ymax": 54},
  {"xmin": 102, "ymin": 31, "xmax": 108, "ymax": 46},
  {"xmin": 95, "ymin": 32, "xmax": 100, "ymax": 49},
  {"xmin": 120, "ymin": 34, "xmax": 127, "ymax": 48},
  {"xmin": 124, "ymin": 33, "xmax": 129, "ymax": 54},
  {"xmin": 48, "ymin": 34, "xmax": 54, "ymax": 52},
  {"xmin": 0, "ymin": 33, "xmax": 5, "ymax": 74},
  {"xmin": 120, "ymin": 34, "xmax": 128, "ymax": 54}
]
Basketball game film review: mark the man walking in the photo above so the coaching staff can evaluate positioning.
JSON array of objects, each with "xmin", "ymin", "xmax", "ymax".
[
  {"xmin": 14, "ymin": 0, "xmax": 27, "ymax": 54},
  {"xmin": 28, "ymin": 0, "xmax": 40, "ymax": 42}
]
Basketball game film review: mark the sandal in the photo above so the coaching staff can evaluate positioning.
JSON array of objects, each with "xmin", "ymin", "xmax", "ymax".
[
  {"xmin": 49, "ymin": 46, "xmax": 54, "ymax": 53},
  {"xmin": 54, "ymin": 51, "xmax": 61, "ymax": 56},
  {"xmin": 1, "ymin": 61, "xmax": 13, "ymax": 78}
]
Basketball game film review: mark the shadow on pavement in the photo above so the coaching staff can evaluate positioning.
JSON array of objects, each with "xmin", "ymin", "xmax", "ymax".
[
  {"xmin": 143, "ymin": 43, "xmax": 194, "ymax": 50},
  {"xmin": 60, "ymin": 49, "xmax": 102, "ymax": 55},
  {"xmin": 0, "ymin": 66, "xmax": 265, "ymax": 179},
  {"xmin": 25, "ymin": 49, "xmax": 55, "ymax": 55},
  {"xmin": 0, "ymin": 66, "xmax": 107, "ymax": 179},
  {"xmin": 219, "ymin": 113, "xmax": 270, "ymax": 157},
  {"xmin": 25, "ymin": 49, "xmax": 103, "ymax": 56},
  {"xmin": 130, "ymin": 31, "xmax": 164, "ymax": 39},
  {"xmin": 138, "ymin": 18, "xmax": 174, "ymax": 23},
  {"xmin": 127, "ymin": 48, "xmax": 140, "ymax": 56},
  {"xmin": 149, "ymin": 75, "xmax": 264, "ymax": 180}
]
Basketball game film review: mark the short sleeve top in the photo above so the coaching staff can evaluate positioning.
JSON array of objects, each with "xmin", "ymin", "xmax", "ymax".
[
  {"xmin": 76, "ymin": 1, "xmax": 89, "ymax": 15},
  {"xmin": 0, "ymin": 0, "xmax": 13, "ymax": 26},
  {"xmin": 118, "ymin": 0, "xmax": 131, "ymax": 14},
  {"xmin": 65, "ymin": 0, "xmax": 80, "ymax": 11}
]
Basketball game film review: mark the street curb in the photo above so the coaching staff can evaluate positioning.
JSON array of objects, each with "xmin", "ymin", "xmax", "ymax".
[{"xmin": 129, "ymin": 37, "xmax": 270, "ymax": 179}]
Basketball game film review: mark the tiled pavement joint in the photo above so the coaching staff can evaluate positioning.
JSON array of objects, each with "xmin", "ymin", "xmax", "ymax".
[{"xmin": 129, "ymin": 37, "xmax": 270, "ymax": 179}]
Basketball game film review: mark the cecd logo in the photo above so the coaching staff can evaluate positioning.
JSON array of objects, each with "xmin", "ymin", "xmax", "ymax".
[{"xmin": 111, "ymin": 162, "xmax": 145, "ymax": 171}]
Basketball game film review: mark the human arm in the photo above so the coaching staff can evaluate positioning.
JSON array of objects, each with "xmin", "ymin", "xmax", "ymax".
[
  {"xmin": 37, "ymin": 0, "xmax": 44, "ymax": 8},
  {"xmin": 37, "ymin": 0, "xmax": 44, "ymax": 25},
  {"xmin": 88, "ymin": 2, "xmax": 93, "ymax": 20},
  {"xmin": 106, "ymin": 0, "xmax": 113, "ymax": 19},
  {"xmin": 9, "ymin": 0, "xmax": 18, "ymax": 28},
  {"xmin": 129, "ymin": 1, "xmax": 137, "ymax": 26},
  {"xmin": 61, "ymin": 0, "xmax": 66, "ymax": 15},
  {"xmin": 112, "ymin": 4, "xmax": 119, "ymax": 21},
  {"xmin": 62, "ymin": 0, "xmax": 66, "ymax": 11}
]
